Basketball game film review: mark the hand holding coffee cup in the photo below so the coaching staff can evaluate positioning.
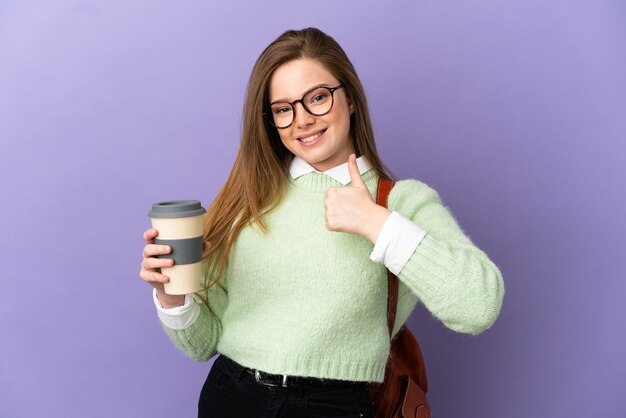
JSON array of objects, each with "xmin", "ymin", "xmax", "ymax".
[
  {"xmin": 139, "ymin": 228, "xmax": 211, "ymax": 307},
  {"xmin": 141, "ymin": 200, "xmax": 207, "ymax": 296}
]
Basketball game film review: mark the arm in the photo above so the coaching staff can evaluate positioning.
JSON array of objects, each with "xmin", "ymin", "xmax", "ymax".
[
  {"xmin": 155, "ymin": 261, "xmax": 229, "ymax": 361},
  {"xmin": 384, "ymin": 180, "xmax": 504, "ymax": 335},
  {"xmin": 322, "ymin": 156, "xmax": 503, "ymax": 334}
]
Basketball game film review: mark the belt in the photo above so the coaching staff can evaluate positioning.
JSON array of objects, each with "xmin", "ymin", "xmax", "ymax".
[{"xmin": 220, "ymin": 355, "xmax": 366, "ymax": 390}]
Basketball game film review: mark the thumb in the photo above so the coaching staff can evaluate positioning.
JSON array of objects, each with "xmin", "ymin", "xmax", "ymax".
[{"xmin": 347, "ymin": 154, "xmax": 366, "ymax": 188}]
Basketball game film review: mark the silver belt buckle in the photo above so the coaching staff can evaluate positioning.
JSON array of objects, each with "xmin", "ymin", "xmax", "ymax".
[{"xmin": 254, "ymin": 370, "xmax": 289, "ymax": 388}]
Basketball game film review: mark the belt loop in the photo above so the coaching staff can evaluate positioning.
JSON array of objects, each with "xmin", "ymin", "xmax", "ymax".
[
  {"xmin": 223, "ymin": 355, "xmax": 246, "ymax": 382},
  {"xmin": 232, "ymin": 360, "xmax": 246, "ymax": 382}
]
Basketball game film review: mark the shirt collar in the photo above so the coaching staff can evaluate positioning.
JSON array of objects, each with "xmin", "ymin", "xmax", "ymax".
[{"xmin": 289, "ymin": 155, "xmax": 373, "ymax": 185}]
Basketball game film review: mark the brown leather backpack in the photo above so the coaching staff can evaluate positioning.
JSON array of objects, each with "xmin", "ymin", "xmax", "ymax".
[{"xmin": 366, "ymin": 177, "xmax": 432, "ymax": 418}]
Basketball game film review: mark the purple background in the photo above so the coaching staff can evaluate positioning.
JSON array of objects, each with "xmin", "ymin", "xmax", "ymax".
[{"xmin": 1, "ymin": 1, "xmax": 625, "ymax": 417}]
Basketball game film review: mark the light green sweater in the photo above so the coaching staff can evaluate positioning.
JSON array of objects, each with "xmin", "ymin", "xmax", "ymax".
[{"xmin": 161, "ymin": 169, "xmax": 504, "ymax": 383}]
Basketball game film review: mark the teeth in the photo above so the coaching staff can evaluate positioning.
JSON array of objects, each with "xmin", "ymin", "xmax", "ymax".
[{"xmin": 300, "ymin": 130, "xmax": 324, "ymax": 143}]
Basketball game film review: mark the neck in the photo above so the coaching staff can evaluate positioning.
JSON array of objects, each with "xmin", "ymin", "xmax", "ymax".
[{"xmin": 309, "ymin": 146, "xmax": 356, "ymax": 172}]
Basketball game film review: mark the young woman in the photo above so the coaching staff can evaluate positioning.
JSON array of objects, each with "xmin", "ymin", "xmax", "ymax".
[{"xmin": 139, "ymin": 27, "xmax": 504, "ymax": 418}]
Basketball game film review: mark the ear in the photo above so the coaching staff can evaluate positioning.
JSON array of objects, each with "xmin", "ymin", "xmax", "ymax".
[
  {"xmin": 346, "ymin": 95, "xmax": 355, "ymax": 114},
  {"xmin": 346, "ymin": 91, "xmax": 354, "ymax": 115}
]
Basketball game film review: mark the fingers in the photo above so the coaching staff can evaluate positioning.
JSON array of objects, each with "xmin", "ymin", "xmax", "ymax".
[
  {"xmin": 140, "ymin": 229, "xmax": 210, "ymax": 289},
  {"xmin": 202, "ymin": 240, "xmax": 212, "ymax": 257},
  {"xmin": 139, "ymin": 267, "xmax": 170, "ymax": 285},
  {"xmin": 139, "ymin": 255, "xmax": 170, "ymax": 284},
  {"xmin": 142, "ymin": 243, "xmax": 171, "ymax": 259},
  {"xmin": 140, "ymin": 230, "xmax": 172, "ymax": 287},
  {"xmin": 323, "ymin": 188, "xmax": 342, "ymax": 232},
  {"xmin": 347, "ymin": 154, "xmax": 365, "ymax": 188},
  {"xmin": 142, "ymin": 255, "xmax": 174, "ymax": 270},
  {"xmin": 143, "ymin": 227, "xmax": 162, "ymax": 246},
  {"xmin": 323, "ymin": 207, "xmax": 332, "ymax": 231}
]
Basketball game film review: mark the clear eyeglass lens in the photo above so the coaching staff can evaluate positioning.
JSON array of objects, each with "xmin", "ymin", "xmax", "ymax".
[
  {"xmin": 270, "ymin": 104, "xmax": 293, "ymax": 128},
  {"xmin": 304, "ymin": 87, "xmax": 333, "ymax": 113}
]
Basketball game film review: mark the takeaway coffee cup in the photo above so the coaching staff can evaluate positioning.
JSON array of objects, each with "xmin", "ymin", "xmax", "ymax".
[{"xmin": 148, "ymin": 200, "xmax": 206, "ymax": 295}]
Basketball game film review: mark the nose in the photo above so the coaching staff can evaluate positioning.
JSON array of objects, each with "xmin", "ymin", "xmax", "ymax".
[{"xmin": 293, "ymin": 101, "xmax": 315, "ymax": 128}]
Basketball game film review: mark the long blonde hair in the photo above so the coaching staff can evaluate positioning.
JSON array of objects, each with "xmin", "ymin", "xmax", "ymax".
[{"xmin": 200, "ymin": 27, "xmax": 393, "ymax": 309}]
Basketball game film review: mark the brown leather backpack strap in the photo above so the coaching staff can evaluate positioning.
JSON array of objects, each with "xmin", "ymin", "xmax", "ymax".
[{"xmin": 376, "ymin": 177, "xmax": 399, "ymax": 338}]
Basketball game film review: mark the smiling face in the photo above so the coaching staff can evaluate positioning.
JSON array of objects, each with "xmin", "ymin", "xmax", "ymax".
[{"xmin": 268, "ymin": 58, "xmax": 355, "ymax": 172}]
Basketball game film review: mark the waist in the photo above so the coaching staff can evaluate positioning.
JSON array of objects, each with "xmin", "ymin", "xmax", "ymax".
[{"xmin": 217, "ymin": 354, "xmax": 371, "ymax": 390}]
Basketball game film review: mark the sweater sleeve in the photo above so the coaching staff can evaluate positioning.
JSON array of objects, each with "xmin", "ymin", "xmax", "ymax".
[
  {"xmin": 160, "ymin": 260, "xmax": 229, "ymax": 361},
  {"xmin": 388, "ymin": 180, "xmax": 505, "ymax": 335}
]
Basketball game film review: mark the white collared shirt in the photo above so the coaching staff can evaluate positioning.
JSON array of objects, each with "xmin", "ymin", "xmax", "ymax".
[
  {"xmin": 289, "ymin": 155, "xmax": 373, "ymax": 185},
  {"xmin": 154, "ymin": 156, "xmax": 427, "ymax": 328}
]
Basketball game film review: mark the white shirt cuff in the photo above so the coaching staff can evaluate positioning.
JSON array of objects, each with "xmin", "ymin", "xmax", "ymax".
[
  {"xmin": 370, "ymin": 211, "xmax": 427, "ymax": 275},
  {"xmin": 153, "ymin": 288, "xmax": 201, "ymax": 330}
]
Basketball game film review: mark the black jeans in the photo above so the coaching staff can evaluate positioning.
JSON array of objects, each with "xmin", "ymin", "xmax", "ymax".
[{"xmin": 198, "ymin": 354, "xmax": 375, "ymax": 418}]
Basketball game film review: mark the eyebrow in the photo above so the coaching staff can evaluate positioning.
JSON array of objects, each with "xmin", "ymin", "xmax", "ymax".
[{"xmin": 269, "ymin": 83, "xmax": 333, "ymax": 105}]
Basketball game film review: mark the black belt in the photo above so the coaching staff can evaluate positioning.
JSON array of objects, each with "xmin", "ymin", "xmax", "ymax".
[{"xmin": 219, "ymin": 355, "xmax": 367, "ymax": 390}]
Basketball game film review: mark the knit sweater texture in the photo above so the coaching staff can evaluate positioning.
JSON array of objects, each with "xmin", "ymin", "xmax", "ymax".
[{"xmin": 161, "ymin": 169, "xmax": 504, "ymax": 383}]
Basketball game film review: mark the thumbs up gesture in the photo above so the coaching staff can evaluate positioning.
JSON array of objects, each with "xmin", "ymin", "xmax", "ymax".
[{"xmin": 324, "ymin": 154, "xmax": 391, "ymax": 243}]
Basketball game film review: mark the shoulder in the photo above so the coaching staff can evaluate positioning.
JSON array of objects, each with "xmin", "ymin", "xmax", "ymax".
[
  {"xmin": 387, "ymin": 178, "xmax": 443, "ymax": 210},
  {"xmin": 379, "ymin": 178, "xmax": 456, "ymax": 231}
]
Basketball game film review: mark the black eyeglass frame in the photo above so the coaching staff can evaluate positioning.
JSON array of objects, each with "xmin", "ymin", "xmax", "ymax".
[{"xmin": 264, "ymin": 85, "xmax": 345, "ymax": 129}]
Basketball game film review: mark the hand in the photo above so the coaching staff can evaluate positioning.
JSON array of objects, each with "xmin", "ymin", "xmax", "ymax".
[
  {"xmin": 324, "ymin": 154, "xmax": 391, "ymax": 243},
  {"xmin": 139, "ymin": 227, "xmax": 211, "ymax": 308}
]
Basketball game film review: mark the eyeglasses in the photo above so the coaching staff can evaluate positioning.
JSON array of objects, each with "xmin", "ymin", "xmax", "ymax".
[{"xmin": 265, "ymin": 85, "xmax": 344, "ymax": 129}]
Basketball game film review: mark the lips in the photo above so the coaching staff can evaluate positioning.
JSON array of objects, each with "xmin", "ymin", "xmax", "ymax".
[{"xmin": 298, "ymin": 128, "xmax": 327, "ymax": 143}]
